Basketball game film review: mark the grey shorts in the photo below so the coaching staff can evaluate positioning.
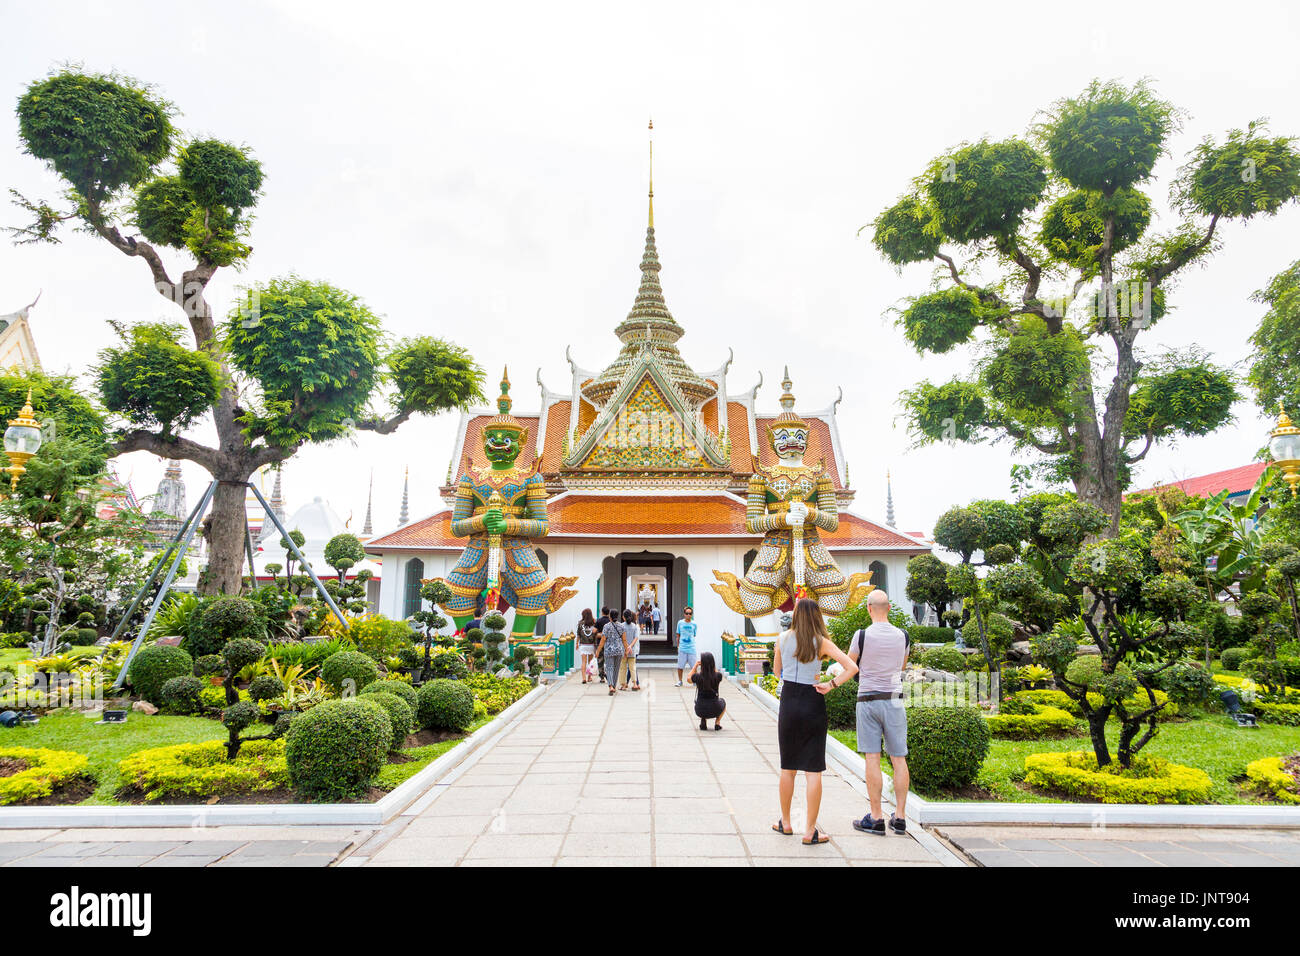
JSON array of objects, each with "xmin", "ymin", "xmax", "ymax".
[
  {"xmin": 856, "ymin": 698, "xmax": 908, "ymax": 757},
  {"xmin": 677, "ymin": 650, "xmax": 698, "ymax": 669}
]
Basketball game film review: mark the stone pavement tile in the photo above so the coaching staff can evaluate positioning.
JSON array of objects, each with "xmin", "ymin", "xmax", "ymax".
[
  {"xmin": 656, "ymin": 812, "xmax": 737, "ymax": 834},
  {"xmin": 1072, "ymin": 847, "xmax": 1162, "ymax": 866},
  {"xmin": 655, "ymin": 796, "xmax": 733, "ymax": 815},
  {"xmin": 561, "ymin": 832, "xmax": 652, "ymax": 857},
  {"xmin": 1172, "ymin": 839, "xmax": 1250, "ymax": 852},
  {"xmin": 837, "ymin": 836, "xmax": 935, "ymax": 862},
  {"xmin": 556, "ymin": 856, "xmax": 651, "ymax": 867},
  {"xmin": 0, "ymin": 829, "xmax": 57, "ymax": 842},
  {"xmin": 586, "ymin": 770, "xmax": 651, "ymax": 784},
  {"xmin": 851, "ymin": 860, "xmax": 942, "ymax": 867},
  {"xmin": 503, "ymin": 785, "xmax": 583, "ymax": 813},
  {"xmin": 95, "ymin": 841, "xmax": 185, "ymax": 856},
  {"xmin": 1140, "ymin": 850, "xmax": 1216, "ymax": 865},
  {"xmin": 76, "ymin": 856, "xmax": 157, "ymax": 867},
  {"xmin": 485, "ymin": 813, "xmax": 573, "ymax": 835},
  {"xmin": 656, "ymin": 856, "xmax": 750, "ymax": 867},
  {"xmin": 969, "ymin": 849, "xmax": 1036, "ymax": 867},
  {"xmin": 714, "ymin": 772, "xmax": 779, "ymax": 787},
  {"xmin": 212, "ymin": 854, "xmax": 337, "ymax": 868},
  {"xmin": 164, "ymin": 840, "xmax": 248, "ymax": 857},
  {"xmin": 0, "ymin": 841, "xmax": 49, "ymax": 862},
  {"xmin": 575, "ymin": 797, "xmax": 651, "ymax": 815},
  {"xmin": 428, "ymin": 790, "xmax": 516, "ymax": 815},
  {"xmin": 463, "ymin": 833, "xmax": 564, "ymax": 861},
  {"xmin": 141, "ymin": 856, "xmax": 211, "ymax": 867},
  {"xmin": 365, "ymin": 857, "xmax": 461, "ymax": 867},
  {"xmin": 655, "ymin": 831, "xmax": 747, "ymax": 857},
  {"xmin": 569, "ymin": 813, "xmax": 651, "ymax": 834},
  {"xmin": 521, "ymin": 770, "xmax": 587, "ymax": 786},
  {"xmin": 520, "ymin": 761, "xmax": 592, "ymax": 774},
  {"xmin": 997, "ymin": 838, "xmax": 1062, "ymax": 852},
  {"xmin": 744, "ymin": 832, "xmax": 839, "ymax": 858},
  {"xmin": 654, "ymin": 780, "xmax": 723, "ymax": 798},
  {"xmin": 456, "ymin": 770, "xmax": 527, "ymax": 785},
  {"xmin": 459, "ymin": 858, "xmax": 552, "ymax": 867},
  {"xmin": 227, "ymin": 839, "xmax": 348, "ymax": 857},
  {"xmin": 406, "ymin": 814, "xmax": 492, "ymax": 835},
  {"xmin": 754, "ymin": 856, "xmax": 851, "ymax": 867},
  {"xmin": 1202, "ymin": 852, "xmax": 1289, "ymax": 866},
  {"xmin": 582, "ymin": 782, "xmax": 652, "ymax": 799},
  {"xmin": 369, "ymin": 835, "xmax": 476, "ymax": 862},
  {"xmin": 23, "ymin": 842, "xmax": 110, "ymax": 860},
  {"xmin": 1019, "ymin": 852, "xmax": 1100, "ymax": 867}
]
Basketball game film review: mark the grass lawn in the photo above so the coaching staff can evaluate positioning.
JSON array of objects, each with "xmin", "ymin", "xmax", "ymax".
[
  {"xmin": 0, "ymin": 646, "xmax": 102, "ymax": 668},
  {"xmin": 374, "ymin": 716, "xmax": 491, "ymax": 790},
  {"xmin": 832, "ymin": 714, "xmax": 1300, "ymax": 805}
]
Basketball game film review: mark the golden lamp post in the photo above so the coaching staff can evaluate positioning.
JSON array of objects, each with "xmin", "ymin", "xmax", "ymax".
[
  {"xmin": 1270, "ymin": 403, "xmax": 1300, "ymax": 498},
  {"xmin": 3, "ymin": 390, "xmax": 43, "ymax": 492}
]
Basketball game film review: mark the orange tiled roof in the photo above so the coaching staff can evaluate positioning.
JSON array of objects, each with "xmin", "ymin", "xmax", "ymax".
[
  {"xmin": 726, "ymin": 400, "xmax": 753, "ymax": 475},
  {"xmin": 366, "ymin": 494, "xmax": 928, "ymax": 551},
  {"xmin": 539, "ymin": 400, "xmax": 570, "ymax": 473},
  {"xmin": 1129, "ymin": 462, "xmax": 1269, "ymax": 500},
  {"xmin": 755, "ymin": 417, "xmax": 842, "ymax": 489}
]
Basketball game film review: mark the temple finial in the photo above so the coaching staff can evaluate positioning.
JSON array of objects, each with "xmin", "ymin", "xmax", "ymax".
[
  {"xmin": 648, "ymin": 118, "xmax": 654, "ymax": 229},
  {"xmin": 886, "ymin": 469, "xmax": 896, "ymax": 527}
]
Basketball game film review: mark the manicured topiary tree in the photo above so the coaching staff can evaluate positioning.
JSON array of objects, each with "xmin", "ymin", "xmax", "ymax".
[
  {"xmin": 320, "ymin": 650, "xmax": 380, "ymax": 696},
  {"xmin": 360, "ymin": 680, "xmax": 417, "ymax": 710},
  {"xmin": 158, "ymin": 674, "xmax": 203, "ymax": 714},
  {"xmin": 285, "ymin": 698, "xmax": 392, "ymax": 799},
  {"xmin": 416, "ymin": 678, "xmax": 475, "ymax": 732},
  {"xmin": 128, "ymin": 644, "xmax": 193, "ymax": 703},
  {"xmin": 186, "ymin": 596, "xmax": 266, "ymax": 657},
  {"xmin": 323, "ymin": 533, "xmax": 366, "ymax": 584}
]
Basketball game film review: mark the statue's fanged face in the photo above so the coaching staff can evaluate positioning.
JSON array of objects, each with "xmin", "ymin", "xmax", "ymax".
[
  {"xmin": 483, "ymin": 427, "xmax": 521, "ymax": 465},
  {"xmin": 771, "ymin": 426, "xmax": 808, "ymax": 460}
]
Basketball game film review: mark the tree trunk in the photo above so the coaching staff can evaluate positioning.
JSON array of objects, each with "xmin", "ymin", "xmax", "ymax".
[
  {"xmin": 1086, "ymin": 709, "xmax": 1111, "ymax": 766},
  {"xmin": 202, "ymin": 479, "xmax": 253, "ymax": 597}
]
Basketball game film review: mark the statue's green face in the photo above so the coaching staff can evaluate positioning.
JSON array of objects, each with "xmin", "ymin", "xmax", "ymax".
[{"xmin": 483, "ymin": 428, "xmax": 521, "ymax": 467}]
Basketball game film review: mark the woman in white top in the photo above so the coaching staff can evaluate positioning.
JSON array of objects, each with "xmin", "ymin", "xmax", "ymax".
[
  {"xmin": 576, "ymin": 608, "xmax": 600, "ymax": 684},
  {"xmin": 618, "ymin": 608, "xmax": 641, "ymax": 691}
]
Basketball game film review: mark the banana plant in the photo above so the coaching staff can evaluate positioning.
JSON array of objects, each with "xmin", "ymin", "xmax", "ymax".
[{"xmin": 1165, "ymin": 470, "xmax": 1274, "ymax": 600}]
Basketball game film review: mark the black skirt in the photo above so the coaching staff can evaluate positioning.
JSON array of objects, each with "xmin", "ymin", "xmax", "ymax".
[
  {"xmin": 695, "ymin": 696, "xmax": 726, "ymax": 720},
  {"xmin": 777, "ymin": 681, "xmax": 827, "ymax": 772}
]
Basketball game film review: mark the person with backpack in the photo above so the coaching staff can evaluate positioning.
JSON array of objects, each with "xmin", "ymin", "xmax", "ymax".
[
  {"xmin": 847, "ymin": 589, "xmax": 911, "ymax": 836},
  {"xmin": 576, "ymin": 608, "xmax": 600, "ymax": 685},
  {"xmin": 687, "ymin": 652, "xmax": 726, "ymax": 730},
  {"xmin": 596, "ymin": 610, "xmax": 630, "ymax": 696},
  {"xmin": 618, "ymin": 608, "xmax": 642, "ymax": 691}
]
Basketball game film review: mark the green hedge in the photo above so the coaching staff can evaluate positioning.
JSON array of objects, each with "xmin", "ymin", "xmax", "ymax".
[
  {"xmin": 984, "ymin": 703, "xmax": 1076, "ymax": 739},
  {"xmin": 1256, "ymin": 702, "xmax": 1300, "ymax": 726},
  {"xmin": 128, "ymin": 644, "xmax": 194, "ymax": 704},
  {"xmin": 363, "ymin": 691, "xmax": 414, "ymax": 750},
  {"xmin": 1013, "ymin": 687, "xmax": 1177, "ymax": 721},
  {"xmin": 1023, "ymin": 751, "xmax": 1212, "ymax": 804},
  {"xmin": 910, "ymin": 625, "xmax": 956, "ymax": 643},
  {"xmin": 320, "ymin": 650, "xmax": 380, "ymax": 696},
  {"xmin": 1219, "ymin": 647, "xmax": 1250, "ymax": 671},
  {"xmin": 906, "ymin": 706, "xmax": 990, "ymax": 789},
  {"xmin": 360, "ymin": 680, "xmax": 418, "ymax": 710},
  {"xmin": 118, "ymin": 740, "xmax": 288, "ymax": 801},
  {"xmin": 285, "ymin": 699, "xmax": 392, "ymax": 799},
  {"xmin": 416, "ymin": 678, "xmax": 475, "ymax": 731},
  {"xmin": 0, "ymin": 747, "xmax": 89, "ymax": 805}
]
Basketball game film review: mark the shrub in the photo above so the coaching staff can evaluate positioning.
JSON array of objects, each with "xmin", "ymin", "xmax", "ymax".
[
  {"xmin": 416, "ymin": 678, "xmax": 475, "ymax": 731},
  {"xmin": 346, "ymin": 614, "xmax": 416, "ymax": 661},
  {"xmin": 320, "ymin": 650, "xmax": 380, "ymax": 696},
  {"xmin": 285, "ymin": 698, "xmax": 392, "ymax": 799},
  {"xmin": 1220, "ymin": 647, "xmax": 1250, "ymax": 671},
  {"xmin": 0, "ymin": 747, "xmax": 90, "ymax": 805},
  {"xmin": 1146, "ymin": 661, "xmax": 1216, "ymax": 705},
  {"xmin": 461, "ymin": 673, "xmax": 534, "ymax": 714},
  {"xmin": 223, "ymin": 700, "xmax": 260, "ymax": 733},
  {"xmin": 427, "ymin": 647, "xmax": 469, "ymax": 681},
  {"xmin": 910, "ymin": 625, "xmax": 956, "ymax": 644},
  {"xmin": 1245, "ymin": 756, "xmax": 1300, "ymax": 804},
  {"xmin": 158, "ymin": 675, "xmax": 204, "ymax": 714},
  {"xmin": 919, "ymin": 646, "xmax": 969, "ymax": 673},
  {"xmin": 68, "ymin": 627, "xmax": 99, "ymax": 646},
  {"xmin": 1023, "ymin": 751, "xmax": 1213, "ymax": 804},
  {"xmin": 985, "ymin": 703, "xmax": 1076, "ymax": 739},
  {"xmin": 906, "ymin": 706, "xmax": 990, "ymax": 789},
  {"xmin": 363, "ymin": 691, "xmax": 414, "ymax": 750},
  {"xmin": 360, "ymin": 680, "xmax": 417, "ymax": 710},
  {"xmin": 117, "ymin": 740, "xmax": 288, "ymax": 801},
  {"xmin": 824, "ymin": 679, "xmax": 858, "ymax": 730},
  {"xmin": 222, "ymin": 637, "xmax": 266, "ymax": 674},
  {"xmin": 1013, "ymin": 687, "xmax": 1176, "ymax": 720},
  {"xmin": 128, "ymin": 644, "xmax": 194, "ymax": 703},
  {"xmin": 200, "ymin": 685, "xmax": 249, "ymax": 710},
  {"xmin": 1256, "ymin": 702, "xmax": 1300, "ymax": 726},
  {"xmin": 1245, "ymin": 656, "xmax": 1300, "ymax": 690},
  {"xmin": 247, "ymin": 675, "xmax": 286, "ymax": 703},
  {"xmin": 187, "ymin": 596, "xmax": 266, "ymax": 656},
  {"xmin": 193, "ymin": 654, "xmax": 223, "ymax": 677},
  {"xmin": 262, "ymin": 638, "xmax": 349, "ymax": 672}
]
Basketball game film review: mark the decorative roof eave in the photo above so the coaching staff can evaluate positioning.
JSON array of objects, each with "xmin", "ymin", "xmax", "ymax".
[{"xmin": 564, "ymin": 347, "xmax": 731, "ymax": 469}]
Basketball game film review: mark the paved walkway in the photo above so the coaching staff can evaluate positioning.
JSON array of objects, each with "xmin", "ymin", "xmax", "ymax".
[
  {"xmin": 347, "ymin": 669, "xmax": 945, "ymax": 866},
  {"xmin": 937, "ymin": 825, "xmax": 1300, "ymax": 867},
  {"xmin": 0, "ymin": 828, "xmax": 362, "ymax": 867}
]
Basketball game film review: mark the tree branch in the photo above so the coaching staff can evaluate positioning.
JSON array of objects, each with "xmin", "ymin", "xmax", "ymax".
[
  {"xmin": 1122, "ymin": 431, "xmax": 1155, "ymax": 464},
  {"xmin": 1148, "ymin": 215, "xmax": 1220, "ymax": 287},
  {"xmin": 356, "ymin": 409, "xmax": 414, "ymax": 436},
  {"xmin": 111, "ymin": 430, "xmax": 224, "ymax": 475}
]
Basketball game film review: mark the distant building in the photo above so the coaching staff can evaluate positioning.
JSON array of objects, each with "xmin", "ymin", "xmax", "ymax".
[
  {"xmin": 1130, "ymin": 462, "xmax": 1269, "ymax": 507},
  {"xmin": 0, "ymin": 294, "xmax": 43, "ymax": 372}
]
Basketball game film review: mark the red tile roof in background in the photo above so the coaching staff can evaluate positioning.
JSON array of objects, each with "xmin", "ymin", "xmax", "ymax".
[{"xmin": 1130, "ymin": 462, "xmax": 1269, "ymax": 500}]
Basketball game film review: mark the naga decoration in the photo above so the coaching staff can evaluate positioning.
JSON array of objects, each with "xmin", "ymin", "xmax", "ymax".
[
  {"xmin": 441, "ymin": 368, "xmax": 578, "ymax": 641},
  {"xmin": 711, "ymin": 369, "xmax": 873, "ymax": 637}
]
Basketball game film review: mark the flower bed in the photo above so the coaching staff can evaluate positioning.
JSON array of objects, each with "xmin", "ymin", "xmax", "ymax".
[
  {"xmin": 118, "ymin": 739, "xmax": 290, "ymax": 802},
  {"xmin": 0, "ymin": 746, "xmax": 90, "ymax": 805},
  {"xmin": 1015, "ymin": 688, "xmax": 1177, "ymax": 720},
  {"xmin": 1244, "ymin": 755, "xmax": 1300, "ymax": 804},
  {"xmin": 1255, "ymin": 702, "xmax": 1300, "ymax": 726},
  {"xmin": 1023, "ymin": 751, "xmax": 1213, "ymax": 804},
  {"xmin": 984, "ymin": 703, "xmax": 1077, "ymax": 739}
]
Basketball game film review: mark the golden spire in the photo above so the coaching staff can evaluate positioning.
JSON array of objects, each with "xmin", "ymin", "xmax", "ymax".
[{"xmin": 648, "ymin": 118, "xmax": 654, "ymax": 229}]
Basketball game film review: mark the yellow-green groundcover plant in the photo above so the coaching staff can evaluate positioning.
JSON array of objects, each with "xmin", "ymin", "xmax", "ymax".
[
  {"xmin": 984, "ymin": 703, "xmax": 1076, "ymax": 739},
  {"xmin": 1024, "ymin": 751, "xmax": 1213, "ymax": 804},
  {"xmin": 118, "ymin": 740, "xmax": 289, "ymax": 801},
  {"xmin": 1245, "ymin": 756, "xmax": 1300, "ymax": 804},
  {"xmin": 0, "ymin": 746, "xmax": 90, "ymax": 804}
]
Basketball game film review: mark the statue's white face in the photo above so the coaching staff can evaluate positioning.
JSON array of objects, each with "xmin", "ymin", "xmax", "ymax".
[{"xmin": 771, "ymin": 426, "xmax": 808, "ymax": 460}]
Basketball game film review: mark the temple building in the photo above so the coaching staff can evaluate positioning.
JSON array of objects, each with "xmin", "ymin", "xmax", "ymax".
[
  {"xmin": 365, "ymin": 160, "xmax": 931, "ymax": 662},
  {"xmin": 0, "ymin": 294, "xmax": 43, "ymax": 372}
]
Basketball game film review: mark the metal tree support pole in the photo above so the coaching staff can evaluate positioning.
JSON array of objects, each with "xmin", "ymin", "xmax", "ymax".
[
  {"xmin": 244, "ymin": 518, "xmax": 257, "ymax": 582},
  {"xmin": 247, "ymin": 481, "xmax": 348, "ymax": 628},
  {"xmin": 106, "ymin": 488, "xmax": 212, "ymax": 645},
  {"xmin": 112, "ymin": 479, "xmax": 219, "ymax": 691}
]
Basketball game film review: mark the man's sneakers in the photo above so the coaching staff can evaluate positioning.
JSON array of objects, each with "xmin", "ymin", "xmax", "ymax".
[
  {"xmin": 852, "ymin": 814, "xmax": 885, "ymax": 835},
  {"xmin": 852, "ymin": 813, "xmax": 907, "ymax": 835},
  {"xmin": 674, "ymin": 680, "xmax": 683, "ymax": 687}
]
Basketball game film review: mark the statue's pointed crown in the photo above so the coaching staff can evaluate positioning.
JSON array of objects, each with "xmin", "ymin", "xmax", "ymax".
[
  {"xmin": 485, "ymin": 366, "xmax": 525, "ymax": 435},
  {"xmin": 771, "ymin": 366, "xmax": 808, "ymax": 431}
]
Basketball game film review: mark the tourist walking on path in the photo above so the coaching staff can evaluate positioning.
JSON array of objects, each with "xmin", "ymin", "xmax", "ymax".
[
  {"xmin": 687, "ymin": 652, "xmax": 726, "ymax": 730},
  {"xmin": 596, "ymin": 611, "xmax": 629, "ymax": 696},
  {"xmin": 675, "ymin": 606, "xmax": 698, "ymax": 686},
  {"xmin": 652, "ymin": 603, "xmax": 662, "ymax": 635},
  {"xmin": 772, "ymin": 598, "xmax": 858, "ymax": 846},
  {"xmin": 639, "ymin": 604, "xmax": 652, "ymax": 635},
  {"xmin": 848, "ymin": 589, "xmax": 911, "ymax": 835},
  {"xmin": 576, "ymin": 608, "xmax": 600, "ymax": 685},
  {"xmin": 595, "ymin": 607, "xmax": 612, "ymax": 684},
  {"xmin": 618, "ymin": 608, "xmax": 642, "ymax": 691}
]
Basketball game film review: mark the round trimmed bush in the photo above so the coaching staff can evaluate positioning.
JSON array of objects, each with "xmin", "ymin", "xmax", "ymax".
[
  {"xmin": 159, "ymin": 675, "xmax": 203, "ymax": 714},
  {"xmin": 427, "ymin": 650, "xmax": 469, "ymax": 681},
  {"xmin": 68, "ymin": 627, "xmax": 99, "ymax": 646},
  {"xmin": 193, "ymin": 654, "xmax": 223, "ymax": 677},
  {"xmin": 1147, "ymin": 661, "xmax": 1216, "ymax": 705},
  {"xmin": 221, "ymin": 637, "xmax": 266, "ymax": 673},
  {"xmin": 364, "ymin": 691, "xmax": 414, "ymax": 750},
  {"xmin": 360, "ymin": 680, "xmax": 417, "ymax": 710},
  {"xmin": 1024, "ymin": 751, "xmax": 1212, "ymax": 804},
  {"xmin": 416, "ymin": 678, "xmax": 475, "ymax": 731},
  {"xmin": 1220, "ymin": 647, "xmax": 1250, "ymax": 672},
  {"xmin": 824, "ymin": 679, "xmax": 857, "ymax": 730},
  {"xmin": 906, "ymin": 706, "xmax": 990, "ymax": 789},
  {"xmin": 128, "ymin": 644, "xmax": 194, "ymax": 704},
  {"xmin": 187, "ymin": 596, "xmax": 265, "ymax": 657},
  {"xmin": 920, "ymin": 646, "xmax": 969, "ymax": 673},
  {"xmin": 248, "ymin": 675, "xmax": 286, "ymax": 703},
  {"xmin": 223, "ymin": 700, "xmax": 260, "ymax": 733},
  {"xmin": 285, "ymin": 698, "xmax": 392, "ymax": 799},
  {"xmin": 321, "ymin": 650, "xmax": 381, "ymax": 696}
]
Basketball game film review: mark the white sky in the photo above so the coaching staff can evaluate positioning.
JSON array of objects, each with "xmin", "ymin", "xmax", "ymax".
[{"xmin": 2, "ymin": 0, "xmax": 1297, "ymax": 541}]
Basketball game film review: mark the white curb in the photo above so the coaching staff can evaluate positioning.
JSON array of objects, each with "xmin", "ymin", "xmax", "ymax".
[{"xmin": 0, "ymin": 681, "xmax": 554, "ymax": 829}]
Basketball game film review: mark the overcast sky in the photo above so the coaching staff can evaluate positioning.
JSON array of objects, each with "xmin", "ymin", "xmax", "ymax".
[{"xmin": 2, "ymin": 0, "xmax": 1297, "ymax": 541}]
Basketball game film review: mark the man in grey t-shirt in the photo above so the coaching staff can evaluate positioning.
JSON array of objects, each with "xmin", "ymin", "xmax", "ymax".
[{"xmin": 847, "ymin": 589, "xmax": 911, "ymax": 836}]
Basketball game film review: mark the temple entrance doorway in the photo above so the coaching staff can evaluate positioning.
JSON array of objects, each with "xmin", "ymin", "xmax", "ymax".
[{"xmin": 600, "ymin": 551, "xmax": 688, "ymax": 659}]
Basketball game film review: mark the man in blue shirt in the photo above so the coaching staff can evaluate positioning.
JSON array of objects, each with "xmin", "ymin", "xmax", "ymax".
[{"xmin": 675, "ymin": 606, "xmax": 698, "ymax": 686}]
